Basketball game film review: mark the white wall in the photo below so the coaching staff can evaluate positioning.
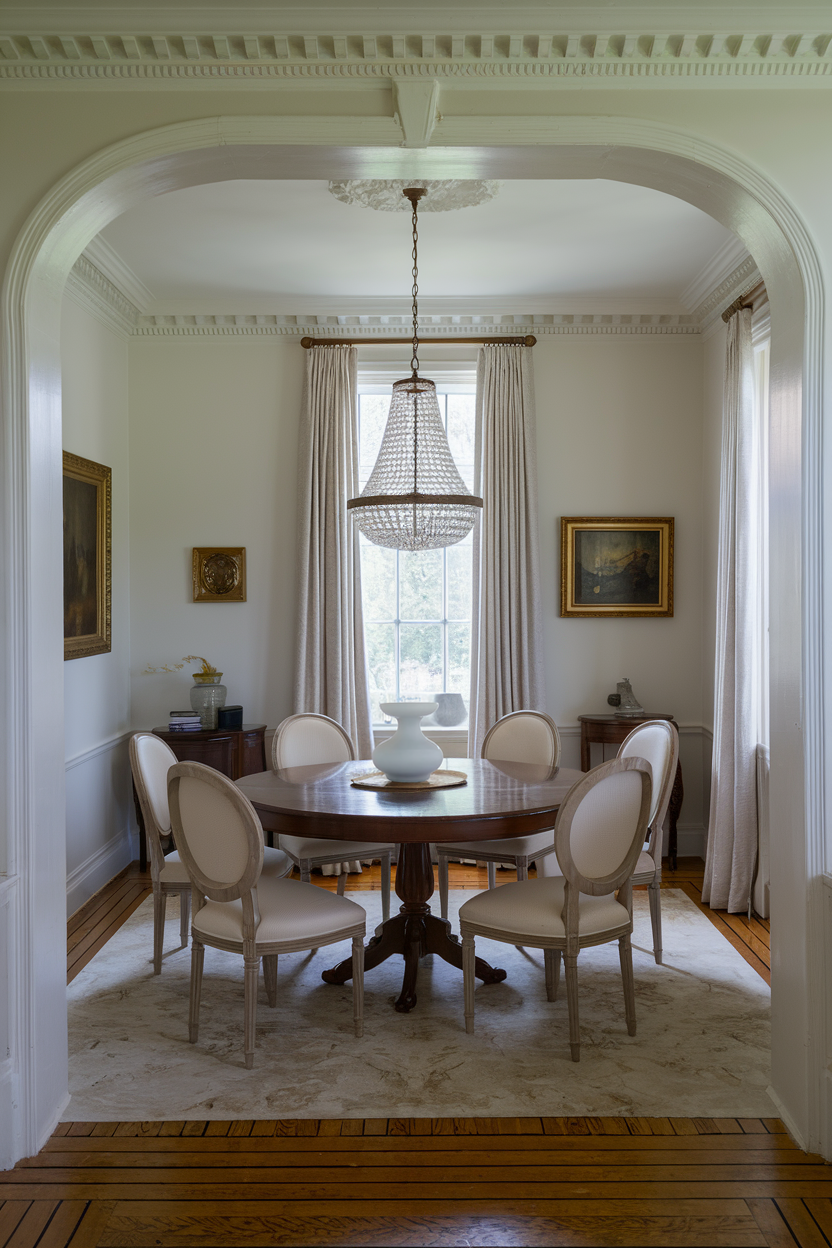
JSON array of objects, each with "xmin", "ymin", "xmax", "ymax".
[
  {"xmin": 61, "ymin": 297, "xmax": 132, "ymax": 915},
  {"xmin": 535, "ymin": 335, "xmax": 710, "ymax": 854},
  {"xmin": 128, "ymin": 337, "xmax": 304, "ymax": 732}
]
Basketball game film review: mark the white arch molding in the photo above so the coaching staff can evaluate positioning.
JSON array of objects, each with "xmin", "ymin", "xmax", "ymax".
[{"xmin": 0, "ymin": 115, "xmax": 825, "ymax": 1164}]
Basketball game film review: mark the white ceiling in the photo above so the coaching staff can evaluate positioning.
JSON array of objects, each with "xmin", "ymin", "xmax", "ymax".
[{"xmin": 98, "ymin": 178, "xmax": 739, "ymax": 315}]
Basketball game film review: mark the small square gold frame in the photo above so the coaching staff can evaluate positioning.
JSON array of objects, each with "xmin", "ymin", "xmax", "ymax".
[
  {"xmin": 560, "ymin": 517, "xmax": 674, "ymax": 618},
  {"xmin": 192, "ymin": 547, "xmax": 247, "ymax": 603}
]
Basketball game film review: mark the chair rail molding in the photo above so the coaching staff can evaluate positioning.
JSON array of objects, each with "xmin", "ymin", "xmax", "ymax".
[{"xmin": 0, "ymin": 110, "xmax": 825, "ymax": 1164}]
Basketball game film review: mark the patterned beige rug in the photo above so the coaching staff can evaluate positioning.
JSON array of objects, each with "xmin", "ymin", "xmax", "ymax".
[{"xmin": 65, "ymin": 888, "xmax": 772, "ymax": 1121}]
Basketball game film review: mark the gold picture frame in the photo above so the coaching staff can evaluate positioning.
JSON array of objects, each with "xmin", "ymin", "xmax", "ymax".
[
  {"xmin": 63, "ymin": 451, "xmax": 112, "ymax": 659},
  {"xmin": 561, "ymin": 517, "xmax": 674, "ymax": 618},
  {"xmin": 192, "ymin": 547, "xmax": 247, "ymax": 603}
]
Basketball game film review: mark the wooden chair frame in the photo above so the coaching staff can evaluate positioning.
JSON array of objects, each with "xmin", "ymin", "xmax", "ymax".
[
  {"xmin": 461, "ymin": 756, "xmax": 652, "ymax": 1061},
  {"xmin": 437, "ymin": 710, "xmax": 562, "ymax": 919},
  {"xmin": 272, "ymin": 713, "xmax": 393, "ymax": 921},
  {"xmin": 129, "ymin": 732, "xmax": 190, "ymax": 974},
  {"xmin": 619, "ymin": 719, "xmax": 680, "ymax": 965},
  {"xmin": 169, "ymin": 761, "xmax": 365, "ymax": 1069}
]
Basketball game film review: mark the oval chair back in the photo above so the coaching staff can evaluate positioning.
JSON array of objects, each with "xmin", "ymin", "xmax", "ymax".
[
  {"xmin": 272, "ymin": 713, "xmax": 355, "ymax": 770},
  {"xmin": 168, "ymin": 761, "xmax": 264, "ymax": 907},
  {"xmin": 554, "ymin": 756, "xmax": 652, "ymax": 905},
  {"xmin": 481, "ymin": 710, "xmax": 561, "ymax": 769},
  {"xmin": 617, "ymin": 720, "xmax": 679, "ymax": 858},
  {"xmin": 129, "ymin": 732, "xmax": 178, "ymax": 880}
]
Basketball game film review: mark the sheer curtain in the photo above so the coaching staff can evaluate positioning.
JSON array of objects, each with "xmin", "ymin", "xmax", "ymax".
[
  {"xmin": 702, "ymin": 307, "xmax": 760, "ymax": 912},
  {"xmin": 294, "ymin": 344, "xmax": 373, "ymax": 760},
  {"xmin": 469, "ymin": 344, "xmax": 546, "ymax": 756}
]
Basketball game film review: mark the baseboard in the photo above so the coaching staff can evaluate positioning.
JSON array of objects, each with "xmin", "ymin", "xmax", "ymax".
[
  {"xmin": 676, "ymin": 826, "xmax": 706, "ymax": 859},
  {"xmin": 766, "ymin": 1085, "xmax": 807, "ymax": 1151},
  {"xmin": 66, "ymin": 830, "xmax": 132, "ymax": 918}
]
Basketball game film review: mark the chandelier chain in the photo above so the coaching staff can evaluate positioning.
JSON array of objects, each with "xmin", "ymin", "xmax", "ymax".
[{"xmin": 410, "ymin": 193, "xmax": 419, "ymax": 376}]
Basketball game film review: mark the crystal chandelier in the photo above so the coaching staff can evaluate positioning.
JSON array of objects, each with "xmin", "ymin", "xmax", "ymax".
[{"xmin": 347, "ymin": 187, "xmax": 483, "ymax": 551}]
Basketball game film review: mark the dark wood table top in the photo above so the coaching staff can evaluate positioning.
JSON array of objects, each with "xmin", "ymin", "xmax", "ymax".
[
  {"xmin": 153, "ymin": 723, "xmax": 266, "ymax": 739},
  {"xmin": 236, "ymin": 757, "xmax": 584, "ymax": 845},
  {"xmin": 578, "ymin": 713, "xmax": 675, "ymax": 725}
]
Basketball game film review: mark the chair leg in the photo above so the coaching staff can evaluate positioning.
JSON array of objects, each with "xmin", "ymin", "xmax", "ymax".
[
  {"xmin": 487, "ymin": 861, "xmax": 496, "ymax": 890},
  {"xmin": 352, "ymin": 935, "xmax": 365, "ymax": 1038},
  {"xmin": 244, "ymin": 956, "xmax": 259, "ymax": 1069},
  {"xmin": 263, "ymin": 954, "xmax": 278, "ymax": 1007},
  {"xmin": 381, "ymin": 854, "xmax": 391, "ymax": 922},
  {"xmin": 648, "ymin": 880, "xmax": 664, "ymax": 965},
  {"xmin": 188, "ymin": 938, "xmax": 204, "ymax": 1044},
  {"xmin": 564, "ymin": 953, "xmax": 580, "ymax": 1062},
  {"xmin": 438, "ymin": 854, "xmax": 450, "ymax": 920},
  {"xmin": 153, "ymin": 887, "xmax": 166, "ymax": 975},
  {"xmin": 462, "ymin": 933, "xmax": 476, "ymax": 1034},
  {"xmin": 544, "ymin": 948, "xmax": 562, "ymax": 1002},
  {"xmin": 336, "ymin": 869, "xmax": 347, "ymax": 896},
  {"xmin": 300, "ymin": 860, "xmax": 311, "ymax": 884},
  {"xmin": 516, "ymin": 856, "xmax": 529, "ymax": 882},
  {"xmin": 619, "ymin": 934, "xmax": 637, "ymax": 1036},
  {"xmin": 179, "ymin": 889, "xmax": 190, "ymax": 950}
]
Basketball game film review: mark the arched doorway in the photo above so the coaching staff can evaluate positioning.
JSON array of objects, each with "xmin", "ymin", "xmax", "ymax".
[{"xmin": 1, "ymin": 116, "xmax": 823, "ymax": 1163}]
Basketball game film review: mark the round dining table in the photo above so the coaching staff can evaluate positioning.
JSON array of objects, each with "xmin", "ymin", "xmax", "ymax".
[{"xmin": 236, "ymin": 756, "xmax": 584, "ymax": 1013}]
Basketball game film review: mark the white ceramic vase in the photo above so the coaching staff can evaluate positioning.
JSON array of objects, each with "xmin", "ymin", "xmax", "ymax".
[{"xmin": 373, "ymin": 702, "xmax": 443, "ymax": 783}]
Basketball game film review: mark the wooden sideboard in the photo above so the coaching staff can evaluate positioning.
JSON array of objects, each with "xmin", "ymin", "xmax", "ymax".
[
  {"xmin": 577, "ymin": 713, "xmax": 684, "ymax": 870},
  {"xmin": 132, "ymin": 724, "xmax": 267, "ymax": 870}
]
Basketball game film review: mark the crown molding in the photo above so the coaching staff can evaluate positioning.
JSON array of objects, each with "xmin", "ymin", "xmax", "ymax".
[
  {"xmin": 1, "ymin": 30, "xmax": 831, "ymax": 82},
  {"xmin": 679, "ymin": 234, "xmax": 750, "ymax": 312},
  {"xmin": 82, "ymin": 235, "xmax": 153, "ymax": 312},
  {"xmin": 133, "ymin": 311, "xmax": 699, "ymax": 336},
  {"xmin": 693, "ymin": 253, "xmax": 762, "ymax": 333},
  {"xmin": 64, "ymin": 252, "xmax": 139, "ymax": 338}
]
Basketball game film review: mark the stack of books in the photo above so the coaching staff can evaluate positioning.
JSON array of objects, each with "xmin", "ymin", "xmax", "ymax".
[{"xmin": 168, "ymin": 711, "xmax": 202, "ymax": 732}]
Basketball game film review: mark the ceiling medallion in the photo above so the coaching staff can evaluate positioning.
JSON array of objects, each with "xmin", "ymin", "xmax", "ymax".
[
  {"xmin": 328, "ymin": 179, "xmax": 501, "ymax": 213},
  {"xmin": 347, "ymin": 187, "xmax": 483, "ymax": 552}
]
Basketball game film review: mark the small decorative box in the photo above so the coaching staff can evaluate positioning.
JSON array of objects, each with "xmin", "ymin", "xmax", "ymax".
[{"xmin": 217, "ymin": 705, "xmax": 243, "ymax": 730}]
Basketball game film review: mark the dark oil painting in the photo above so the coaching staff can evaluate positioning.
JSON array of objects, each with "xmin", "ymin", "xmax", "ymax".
[
  {"xmin": 574, "ymin": 528, "xmax": 662, "ymax": 606},
  {"xmin": 63, "ymin": 475, "xmax": 98, "ymax": 638}
]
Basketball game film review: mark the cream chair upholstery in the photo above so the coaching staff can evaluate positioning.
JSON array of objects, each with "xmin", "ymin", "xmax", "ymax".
[
  {"xmin": 618, "ymin": 719, "xmax": 679, "ymax": 964},
  {"xmin": 272, "ymin": 713, "xmax": 393, "ymax": 921},
  {"xmin": 168, "ymin": 761, "xmax": 366, "ymax": 1069},
  {"xmin": 436, "ymin": 710, "xmax": 561, "ymax": 920},
  {"xmin": 459, "ymin": 756, "xmax": 652, "ymax": 1061},
  {"xmin": 130, "ymin": 732, "xmax": 293, "ymax": 975}
]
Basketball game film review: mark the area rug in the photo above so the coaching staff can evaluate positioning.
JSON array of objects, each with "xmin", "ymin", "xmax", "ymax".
[{"xmin": 65, "ymin": 888, "xmax": 772, "ymax": 1121}]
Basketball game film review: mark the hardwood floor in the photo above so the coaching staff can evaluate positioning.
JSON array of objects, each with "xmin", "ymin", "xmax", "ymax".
[{"xmin": 17, "ymin": 856, "xmax": 817, "ymax": 1247}]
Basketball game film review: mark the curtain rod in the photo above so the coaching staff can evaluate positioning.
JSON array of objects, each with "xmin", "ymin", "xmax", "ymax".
[
  {"xmin": 300, "ymin": 335, "xmax": 537, "ymax": 348},
  {"xmin": 721, "ymin": 281, "xmax": 767, "ymax": 323}
]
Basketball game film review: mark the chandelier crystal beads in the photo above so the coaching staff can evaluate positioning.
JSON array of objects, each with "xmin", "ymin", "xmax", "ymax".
[{"xmin": 347, "ymin": 187, "xmax": 483, "ymax": 552}]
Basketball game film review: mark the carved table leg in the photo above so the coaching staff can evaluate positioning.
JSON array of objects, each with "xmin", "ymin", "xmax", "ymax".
[
  {"xmin": 322, "ymin": 841, "xmax": 506, "ymax": 1010},
  {"xmin": 668, "ymin": 761, "xmax": 684, "ymax": 871}
]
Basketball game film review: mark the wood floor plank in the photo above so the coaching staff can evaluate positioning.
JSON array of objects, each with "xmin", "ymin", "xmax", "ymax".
[
  {"xmin": 339, "ymin": 1121, "xmax": 364, "ymax": 1137},
  {"xmin": 89, "ymin": 1126, "xmax": 118, "ymax": 1140},
  {"xmin": 773, "ymin": 1198, "xmax": 830, "ymax": 1247},
  {"xmin": 0, "ymin": 1202, "xmax": 31, "ymax": 1247},
  {"xmin": 4, "ymin": 1199, "xmax": 58, "ymax": 1248},
  {"xmin": 226, "ymin": 1122, "xmax": 254, "ymax": 1138},
  {"xmin": 316, "ymin": 1121, "xmax": 342, "ymax": 1137},
  {"xmin": 66, "ymin": 1199, "xmax": 117, "ymax": 1248},
  {"xmin": 739, "ymin": 1120, "xmax": 769, "ymax": 1135},
  {"xmin": 36, "ymin": 1201, "xmax": 89, "ymax": 1248},
  {"xmin": 204, "ymin": 1122, "xmax": 231, "ymax": 1137},
  {"xmin": 362, "ymin": 1119, "xmax": 388, "ymax": 1136},
  {"xmin": 803, "ymin": 1199, "xmax": 832, "ymax": 1242},
  {"xmin": 746, "ymin": 1198, "xmax": 802, "ymax": 1247},
  {"xmin": 156, "ymin": 1124, "xmax": 185, "ymax": 1138}
]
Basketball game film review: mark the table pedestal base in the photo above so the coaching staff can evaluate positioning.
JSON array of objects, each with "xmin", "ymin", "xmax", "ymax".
[{"xmin": 321, "ymin": 842, "xmax": 507, "ymax": 1012}]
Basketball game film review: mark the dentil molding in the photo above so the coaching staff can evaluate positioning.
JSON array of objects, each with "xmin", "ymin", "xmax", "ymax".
[{"xmin": 1, "ymin": 31, "xmax": 831, "ymax": 80}]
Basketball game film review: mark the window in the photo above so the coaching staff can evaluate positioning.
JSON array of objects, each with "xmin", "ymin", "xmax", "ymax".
[{"xmin": 357, "ymin": 374, "xmax": 477, "ymax": 726}]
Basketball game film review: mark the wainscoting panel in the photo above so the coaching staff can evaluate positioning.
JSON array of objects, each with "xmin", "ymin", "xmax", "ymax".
[{"xmin": 65, "ymin": 734, "xmax": 133, "ymax": 917}]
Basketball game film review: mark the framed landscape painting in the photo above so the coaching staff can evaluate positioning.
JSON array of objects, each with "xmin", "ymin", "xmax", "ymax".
[
  {"xmin": 560, "ymin": 517, "xmax": 674, "ymax": 618},
  {"xmin": 63, "ymin": 451, "xmax": 111, "ymax": 659}
]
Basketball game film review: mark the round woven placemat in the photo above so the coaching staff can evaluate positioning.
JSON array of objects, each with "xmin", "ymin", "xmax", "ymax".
[{"xmin": 350, "ymin": 769, "xmax": 468, "ymax": 791}]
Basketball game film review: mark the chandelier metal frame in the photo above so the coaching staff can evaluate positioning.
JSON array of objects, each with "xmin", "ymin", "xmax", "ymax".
[{"xmin": 347, "ymin": 186, "xmax": 483, "ymax": 551}]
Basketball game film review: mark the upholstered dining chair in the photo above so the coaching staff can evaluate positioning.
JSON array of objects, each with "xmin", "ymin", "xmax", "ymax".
[
  {"xmin": 168, "ymin": 761, "xmax": 366, "ymax": 1069},
  {"xmin": 436, "ymin": 710, "xmax": 561, "ymax": 920},
  {"xmin": 130, "ymin": 732, "xmax": 293, "ymax": 975},
  {"xmin": 272, "ymin": 713, "xmax": 393, "ymax": 922},
  {"xmin": 617, "ymin": 719, "xmax": 679, "ymax": 965},
  {"xmin": 459, "ymin": 755, "xmax": 652, "ymax": 1061}
]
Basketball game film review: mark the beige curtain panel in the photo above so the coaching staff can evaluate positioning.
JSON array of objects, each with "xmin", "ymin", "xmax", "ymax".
[
  {"xmin": 469, "ymin": 344, "xmax": 546, "ymax": 757},
  {"xmin": 293, "ymin": 344, "xmax": 373, "ymax": 763},
  {"xmin": 702, "ymin": 308, "xmax": 759, "ymax": 913}
]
